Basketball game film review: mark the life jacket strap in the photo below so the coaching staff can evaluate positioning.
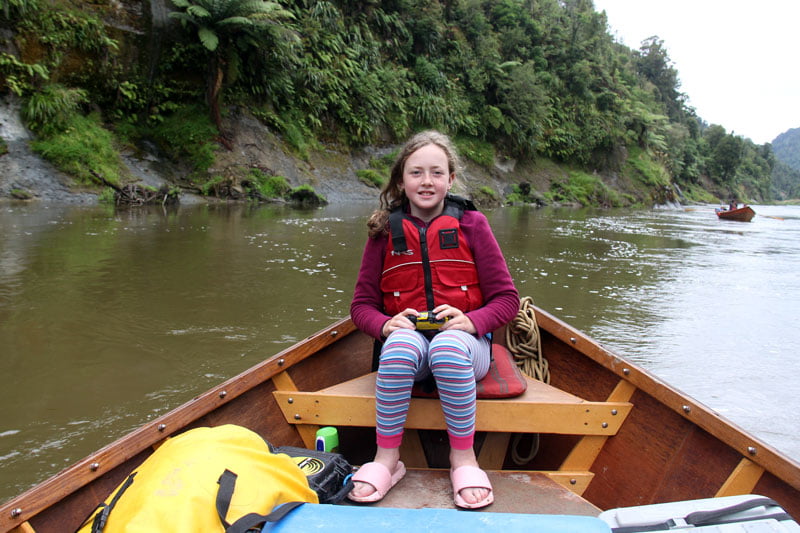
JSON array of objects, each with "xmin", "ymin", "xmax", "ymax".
[{"xmin": 388, "ymin": 194, "xmax": 475, "ymax": 253}]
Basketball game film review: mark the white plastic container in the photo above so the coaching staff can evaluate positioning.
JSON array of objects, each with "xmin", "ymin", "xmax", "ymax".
[{"xmin": 598, "ymin": 494, "xmax": 799, "ymax": 532}]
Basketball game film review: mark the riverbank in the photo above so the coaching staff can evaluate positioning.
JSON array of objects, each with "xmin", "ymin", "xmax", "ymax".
[
  {"xmin": 1, "ymin": 96, "xmax": 679, "ymax": 207},
  {"xmin": 0, "ymin": 97, "xmax": 541, "ymax": 206},
  {"xmin": 0, "ymin": 98, "xmax": 97, "ymax": 204}
]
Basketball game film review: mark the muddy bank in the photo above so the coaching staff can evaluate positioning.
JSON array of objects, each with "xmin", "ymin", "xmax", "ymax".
[
  {"xmin": 0, "ymin": 98, "xmax": 97, "ymax": 204},
  {"xmin": 0, "ymin": 98, "xmax": 554, "ymax": 206},
  {"xmin": 0, "ymin": 98, "xmax": 384, "ymax": 205},
  {"xmin": 199, "ymin": 109, "xmax": 530, "ymax": 205},
  {"xmin": 0, "ymin": 98, "xmax": 382, "ymax": 205}
]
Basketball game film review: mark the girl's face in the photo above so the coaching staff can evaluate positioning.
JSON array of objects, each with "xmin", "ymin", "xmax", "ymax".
[{"xmin": 401, "ymin": 143, "xmax": 455, "ymax": 222}]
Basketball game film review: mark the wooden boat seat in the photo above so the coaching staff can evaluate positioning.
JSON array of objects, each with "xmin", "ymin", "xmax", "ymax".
[
  {"xmin": 273, "ymin": 372, "xmax": 631, "ymax": 437},
  {"xmin": 273, "ymin": 372, "xmax": 632, "ymax": 495}
]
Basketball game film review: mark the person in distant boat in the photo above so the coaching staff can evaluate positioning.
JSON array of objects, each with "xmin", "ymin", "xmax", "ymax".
[
  {"xmin": 728, "ymin": 200, "xmax": 738, "ymax": 210},
  {"xmin": 349, "ymin": 130, "xmax": 519, "ymax": 509}
]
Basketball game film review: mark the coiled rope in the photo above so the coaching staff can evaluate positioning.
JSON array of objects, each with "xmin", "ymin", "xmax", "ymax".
[
  {"xmin": 505, "ymin": 296, "xmax": 549, "ymax": 385},
  {"xmin": 504, "ymin": 296, "xmax": 548, "ymax": 465}
]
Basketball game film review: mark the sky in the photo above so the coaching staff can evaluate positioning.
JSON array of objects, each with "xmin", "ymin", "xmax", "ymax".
[{"xmin": 592, "ymin": 0, "xmax": 800, "ymax": 145}]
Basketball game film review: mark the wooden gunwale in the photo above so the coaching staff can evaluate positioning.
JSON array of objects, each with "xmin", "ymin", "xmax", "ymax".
[{"xmin": 533, "ymin": 306, "xmax": 800, "ymax": 490}]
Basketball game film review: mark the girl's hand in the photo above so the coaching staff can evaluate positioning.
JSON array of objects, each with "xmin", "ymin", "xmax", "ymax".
[
  {"xmin": 434, "ymin": 304, "xmax": 477, "ymax": 334},
  {"xmin": 381, "ymin": 308, "xmax": 418, "ymax": 337}
]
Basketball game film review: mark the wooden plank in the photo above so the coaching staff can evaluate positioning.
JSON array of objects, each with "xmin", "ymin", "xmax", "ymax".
[
  {"xmin": 543, "ymin": 471, "xmax": 594, "ymax": 496},
  {"xmin": 320, "ymin": 372, "xmax": 586, "ymax": 402},
  {"xmin": 560, "ymin": 436, "xmax": 608, "ymax": 472},
  {"xmin": 716, "ymin": 458, "xmax": 765, "ymax": 497},
  {"xmin": 399, "ymin": 429, "xmax": 429, "ymax": 468},
  {"xmin": 271, "ymin": 370, "xmax": 298, "ymax": 392},
  {"xmin": 479, "ymin": 432, "xmax": 512, "ymax": 470},
  {"xmin": 272, "ymin": 370, "xmax": 318, "ymax": 448},
  {"xmin": 560, "ymin": 379, "xmax": 637, "ymax": 471},
  {"xmin": 273, "ymin": 373, "xmax": 631, "ymax": 436}
]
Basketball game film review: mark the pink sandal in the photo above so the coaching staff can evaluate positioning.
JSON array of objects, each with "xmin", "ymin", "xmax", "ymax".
[
  {"xmin": 450, "ymin": 465, "xmax": 494, "ymax": 509},
  {"xmin": 347, "ymin": 461, "xmax": 406, "ymax": 503}
]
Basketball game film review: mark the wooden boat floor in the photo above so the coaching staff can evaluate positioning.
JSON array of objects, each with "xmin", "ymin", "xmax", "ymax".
[{"xmin": 342, "ymin": 468, "xmax": 601, "ymax": 516}]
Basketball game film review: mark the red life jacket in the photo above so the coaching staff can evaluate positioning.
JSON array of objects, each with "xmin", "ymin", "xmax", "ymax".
[{"xmin": 381, "ymin": 196, "xmax": 484, "ymax": 315}]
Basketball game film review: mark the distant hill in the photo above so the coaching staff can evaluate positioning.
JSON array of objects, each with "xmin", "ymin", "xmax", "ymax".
[
  {"xmin": 771, "ymin": 128, "xmax": 800, "ymax": 200},
  {"xmin": 772, "ymin": 128, "xmax": 800, "ymax": 171}
]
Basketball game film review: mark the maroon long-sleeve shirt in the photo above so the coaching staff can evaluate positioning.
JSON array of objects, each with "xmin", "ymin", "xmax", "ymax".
[{"xmin": 350, "ymin": 210, "xmax": 520, "ymax": 340}]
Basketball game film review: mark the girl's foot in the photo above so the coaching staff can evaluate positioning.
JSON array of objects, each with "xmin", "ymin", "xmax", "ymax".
[
  {"xmin": 349, "ymin": 447, "xmax": 402, "ymax": 500},
  {"xmin": 450, "ymin": 448, "xmax": 491, "ymax": 506}
]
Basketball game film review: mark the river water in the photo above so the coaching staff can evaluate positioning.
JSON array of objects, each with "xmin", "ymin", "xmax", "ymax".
[{"xmin": 1, "ymin": 201, "xmax": 799, "ymax": 503}]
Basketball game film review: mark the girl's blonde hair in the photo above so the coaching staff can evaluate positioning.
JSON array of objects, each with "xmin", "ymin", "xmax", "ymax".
[{"xmin": 367, "ymin": 130, "xmax": 461, "ymax": 238}]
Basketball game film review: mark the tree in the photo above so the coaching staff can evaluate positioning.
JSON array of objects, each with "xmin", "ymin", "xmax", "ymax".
[
  {"xmin": 169, "ymin": 0, "xmax": 295, "ymax": 138},
  {"xmin": 636, "ymin": 36, "xmax": 686, "ymax": 122},
  {"xmin": 704, "ymin": 126, "xmax": 742, "ymax": 182}
]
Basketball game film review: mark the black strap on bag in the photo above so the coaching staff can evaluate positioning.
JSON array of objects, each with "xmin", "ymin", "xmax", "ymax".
[
  {"xmin": 216, "ymin": 469, "xmax": 304, "ymax": 533},
  {"xmin": 74, "ymin": 472, "xmax": 137, "ymax": 533},
  {"xmin": 611, "ymin": 497, "xmax": 792, "ymax": 533}
]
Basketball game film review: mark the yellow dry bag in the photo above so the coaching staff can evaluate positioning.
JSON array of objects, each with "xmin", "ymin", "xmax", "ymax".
[{"xmin": 77, "ymin": 424, "xmax": 318, "ymax": 533}]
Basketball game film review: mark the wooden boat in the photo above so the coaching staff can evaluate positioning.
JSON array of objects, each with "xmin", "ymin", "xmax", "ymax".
[
  {"xmin": 2, "ymin": 304, "xmax": 799, "ymax": 532},
  {"xmin": 716, "ymin": 205, "xmax": 756, "ymax": 222}
]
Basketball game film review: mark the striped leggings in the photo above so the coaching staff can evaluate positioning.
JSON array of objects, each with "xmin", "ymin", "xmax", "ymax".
[{"xmin": 375, "ymin": 329, "xmax": 491, "ymax": 451}]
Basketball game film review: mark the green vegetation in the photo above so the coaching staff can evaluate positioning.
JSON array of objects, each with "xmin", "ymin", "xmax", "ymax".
[
  {"xmin": 30, "ymin": 112, "xmax": 124, "ymax": 187},
  {"xmin": 10, "ymin": 188, "xmax": 32, "ymax": 199},
  {"xmin": 472, "ymin": 185, "xmax": 499, "ymax": 207},
  {"xmin": 356, "ymin": 169, "xmax": 384, "ymax": 189},
  {"xmin": 288, "ymin": 184, "xmax": 326, "ymax": 207},
  {"xmin": 771, "ymin": 129, "xmax": 800, "ymax": 201},
  {"xmin": 145, "ymin": 105, "xmax": 218, "ymax": 173},
  {"xmin": 196, "ymin": 170, "xmax": 315, "ymax": 205},
  {"xmin": 455, "ymin": 136, "xmax": 495, "ymax": 167},
  {"xmin": 22, "ymin": 84, "xmax": 87, "ymax": 133},
  {"xmin": 772, "ymin": 128, "xmax": 800, "ymax": 171},
  {"xmin": 679, "ymin": 182, "xmax": 718, "ymax": 205},
  {"xmin": 625, "ymin": 147, "xmax": 671, "ymax": 188},
  {"xmin": 546, "ymin": 171, "xmax": 623, "ymax": 208},
  {"xmin": 198, "ymin": 175, "xmax": 225, "ymax": 196},
  {"xmin": 1, "ymin": 0, "xmax": 795, "ymax": 204},
  {"xmin": 506, "ymin": 183, "xmax": 537, "ymax": 205},
  {"xmin": 250, "ymin": 171, "xmax": 291, "ymax": 198},
  {"xmin": 356, "ymin": 151, "xmax": 396, "ymax": 190},
  {"xmin": 168, "ymin": 0, "xmax": 296, "ymax": 134},
  {"xmin": 97, "ymin": 187, "xmax": 116, "ymax": 204},
  {"xmin": 0, "ymin": 52, "xmax": 48, "ymax": 96}
]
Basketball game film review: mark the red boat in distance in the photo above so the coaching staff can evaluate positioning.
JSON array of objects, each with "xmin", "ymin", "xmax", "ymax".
[{"xmin": 716, "ymin": 204, "xmax": 755, "ymax": 222}]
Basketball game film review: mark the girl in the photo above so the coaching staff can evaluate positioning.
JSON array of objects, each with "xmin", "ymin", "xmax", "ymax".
[{"xmin": 349, "ymin": 131, "xmax": 519, "ymax": 509}]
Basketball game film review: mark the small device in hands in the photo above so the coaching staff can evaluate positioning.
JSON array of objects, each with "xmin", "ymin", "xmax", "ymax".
[{"xmin": 408, "ymin": 311, "xmax": 449, "ymax": 330}]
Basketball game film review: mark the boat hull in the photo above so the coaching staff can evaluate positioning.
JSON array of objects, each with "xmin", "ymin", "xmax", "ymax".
[
  {"xmin": 716, "ymin": 205, "xmax": 756, "ymax": 222},
  {"xmin": 2, "ymin": 308, "xmax": 799, "ymax": 532}
]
